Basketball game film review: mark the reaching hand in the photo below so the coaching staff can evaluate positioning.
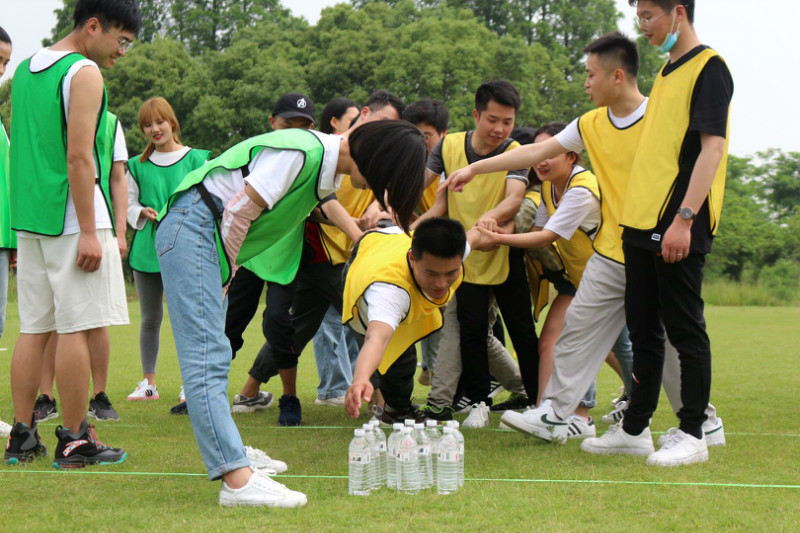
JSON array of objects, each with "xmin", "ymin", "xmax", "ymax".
[
  {"xmin": 439, "ymin": 165, "xmax": 477, "ymax": 193},
  {"xmin": 141, "ymin": 207, "xmax": 159, "ymax": 222},
  {"xmin": 345, "ymin": 380, "xmax": 374, "ymax": 418}
]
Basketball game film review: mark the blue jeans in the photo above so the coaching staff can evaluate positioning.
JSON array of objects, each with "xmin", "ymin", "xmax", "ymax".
[
  {"xmin": 312, "ymin": 305, "xmax": 358, "ymax": 400},
  {"xmin": 0, "ymin": 249, "xmax": 9, "ymax": 339},
  {"xmin": 156, "ymin": 187, "xmax": 250, "ymax": 480},
  {"xmin": 614, "ymin": 324, "xmax": 634, "ymax": 393}
]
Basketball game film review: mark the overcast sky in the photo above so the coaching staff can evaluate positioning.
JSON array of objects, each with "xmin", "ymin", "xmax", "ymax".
[{"xmin": 1, "ymin": 0, "xmax": 797, "ymax": 157}]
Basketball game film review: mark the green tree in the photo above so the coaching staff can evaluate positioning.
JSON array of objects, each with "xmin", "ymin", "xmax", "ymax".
[{"xmin": 757, "ymin": 149, "xmax": 800, "ymax": 221}]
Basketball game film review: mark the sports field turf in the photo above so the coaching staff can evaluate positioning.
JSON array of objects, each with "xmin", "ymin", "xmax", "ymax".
[{"xmin": 1, "ymin": 304, "xmax": 798, "ymax": 532}]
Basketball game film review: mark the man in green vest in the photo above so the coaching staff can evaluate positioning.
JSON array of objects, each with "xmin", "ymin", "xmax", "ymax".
[{"xmin": 4, "ymin": 0, "xmax": 141, "ymax": 468}]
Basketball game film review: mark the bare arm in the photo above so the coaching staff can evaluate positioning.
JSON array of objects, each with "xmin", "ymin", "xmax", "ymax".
[
  {"xmin": 476, "ymin": 179, "xmax": 526, "ymax": 231},
  {"xmin": 318, "ymin": 199, "xmax": 364, "ymax": 243},
  {"xmin": 661, "ymin": 133, "xmax": 726, "ymax": 264},
  {"xmin": 345, "ymin": 321, "xmax": 394, "ymax": 418},
  {"xmin": 410, "ymin": 185, "xmax": 448, "ymax": 230},
  {"xmin": 109, "ymin": 161, "xmax": 128, "ymax": 259},
  {"xmin": 67, "ymin": 66, "xmax": 105, "ymax": 272},
  {"xmin": 441, "ymin": 136, "xmax": 567, "ymax": 192},
  {"xmin": 473, "ymin": 226, "xmax": 559, "ymax": 251}
]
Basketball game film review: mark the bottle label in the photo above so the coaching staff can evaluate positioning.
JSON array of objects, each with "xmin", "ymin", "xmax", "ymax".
[
  {"xmin": 350, "ymin": 454, "xmax": 370, "ymax": 463},
  {"xmin": 439, "ymin": 451, "xmax": 459, "ymax": 462}
]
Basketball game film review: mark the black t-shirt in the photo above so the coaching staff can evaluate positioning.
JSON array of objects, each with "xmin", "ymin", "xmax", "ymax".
[{"xmin": 623, "ymin": 45, "xmax": 734, "ymax": 255}]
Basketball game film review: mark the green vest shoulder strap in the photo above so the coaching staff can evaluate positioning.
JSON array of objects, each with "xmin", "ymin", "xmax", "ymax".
[{"xmin": 0, "ymin": 113, "xmax": 15, "ymax": 249}]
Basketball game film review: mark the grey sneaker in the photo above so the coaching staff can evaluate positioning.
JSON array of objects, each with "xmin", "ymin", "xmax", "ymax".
[
  {"xmin": 88, "ymin": 392, "xmax": 120, "ymax": 421},
  {"xmin": 34, "ymin": 394, "xmax": 59, "ymax": 422},
  {"xmin": 232, "ymin": 391, "xmax": 275, "ymax": 414}
]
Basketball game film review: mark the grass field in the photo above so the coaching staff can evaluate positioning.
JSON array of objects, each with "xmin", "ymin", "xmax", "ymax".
[{"xmin": 1, "ymin": 303, "xmax": 798, "ymax": 532}]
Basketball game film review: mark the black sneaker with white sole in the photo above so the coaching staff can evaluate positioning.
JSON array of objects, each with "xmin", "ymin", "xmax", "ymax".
[
  {"xmin": 53, "ymin": 421, "xmax": 126, "ymax": 469},
  {"xmin": 88, "ymin": 392, "xmax": 119, "ymax": 421},
  {"xmin": 4, "ymin": 422, "xmax": 47, "ymax": 465},
  {"xmin": 33, "ymin": 395, "xmax": 58, "ymax": 422},
  {"xmin": 490, "ymin": 393, "xmax": 534, "ymax": 412}
]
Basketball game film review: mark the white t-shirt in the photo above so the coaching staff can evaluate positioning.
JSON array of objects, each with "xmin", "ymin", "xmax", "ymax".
[
  {"xmin": 113, "ymin": 121, "xmax": 128, "ymax": 162},
  {"xmin": 202, "ymin": 130, "xmax": 342, "ymax": 209},
  {"xmin": 555, "ymin": 98, "xmax": 649, "ymax": 153},
  {"xmin": 126, "ymin": 146, "xmax": 191, "ymax": 230},
  {"xmin": 24, "ymin": 49, "xmax": 112, "ymax": 236},
  {"xmin": 534, "ymin": 165, "xmax": 601, "ymax": 240},
  {"xmin": 356, "ymin": 226, "xmax": 472, "ymax": 332}
]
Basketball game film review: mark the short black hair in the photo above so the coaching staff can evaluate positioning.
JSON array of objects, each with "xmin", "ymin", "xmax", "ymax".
[
  {"xmin": 475, "ymin": 80, "xmax": 520, "ymax": 114},
  {"xmin": 320, "ymin": 97, "xmax": 358, "ymax": 134},
  {"xmin": 402, "ymin": 99, "xmax": 449, "ymax": 133},
  {"xmin": 628, "ymin": 0, "xmax": 694, "ymax": 24},
  {"xmin": 0, "ymin": 26, "xmax": 11, "ymax": 45},
  {"xmin": 583, "ymin": 31, "xmax": 640, "ymax": 78},
  {"xmin": 74, "ymin": 0, "xmax": 142, "ymax": 34},
  {"xmin": 511, "ymin": 126, "xmax": 538, "ymax": 146},
  {"xmin": 533, "ymin": 121, "xmax": 581, "ymax": 166},
  {"xmin": 365, "ymin": 89, "xmax": 406, "ymax": 118},
  {"xmin": 412, "ymin": 218, "xmax": 467, "ymax": 260},
  {"xmin": 347, "ymin": 120, "xmax": 427, "ymax": 231}
]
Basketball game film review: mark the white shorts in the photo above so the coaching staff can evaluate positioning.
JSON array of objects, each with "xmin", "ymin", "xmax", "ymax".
[{"xmin": 17, "ymin": 229, "xmax": 129, "ymax": 334}]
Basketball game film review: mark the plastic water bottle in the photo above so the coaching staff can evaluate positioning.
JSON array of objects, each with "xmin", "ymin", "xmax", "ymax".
[
  {"xmin": 414, "ymin": 423, "xmax": 433, "ymax": 489},
  {"xmin": 386, "ymin": 423, "xmax": 403, "ymax": 490},
  {"xmin": 349, "ymin": 428, "xmax": 371, "ymax": 496},
  {"xmin": 447, "ymin": 420, "xmax": 465, "ymax": 487},
  {"xmin": 404, "ymin": 419, "xmax": 415, "ymax": 429},
  {"xmin": 362, "ymin": 423, "xmax": 380, "ymax": 491},
  {"xmin": 370, "ymin": 420, "xmax": 388, "ymax": 487},
  {"xmin": 396, "ymin": 427, "xmax": 420, "ymax": 494},
  {"xmin": 437, "ymin": 427, "xmax": 459, "ymax": 495},
  {"xmin": 425, "ymin": 419, "xmax": 440, "ymax": 481}
]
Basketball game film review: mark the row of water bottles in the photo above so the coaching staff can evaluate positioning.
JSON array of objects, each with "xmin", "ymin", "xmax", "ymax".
[{"xmin": 349, "ymin": 419, "xmax": 465, "ymax": 496}]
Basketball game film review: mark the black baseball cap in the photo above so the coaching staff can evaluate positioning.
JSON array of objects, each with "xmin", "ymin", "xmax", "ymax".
[{"xmin": 272, "ymin": 93, "xmax": 315, "ymax": 124}]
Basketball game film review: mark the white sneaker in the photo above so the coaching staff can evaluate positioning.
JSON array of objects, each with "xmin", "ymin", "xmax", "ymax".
[
  {"xmin": 179, "ymin": 386, "xmax": 186, "ymax": 404},
  {"xmin": 0, "ymin": 418, "xmax": 11, "ymax": 438},
  {"xmin": 601, "ymin": 400, "xmax": 628, "ymax": 424},
  {"xmin": 219, "ymin": 469, "xmax": 306, "ymax": 507},
  {"xmin": 314, "ymin": 396, "xmax": 345, "ymax": 406},
  {"xmin": 658, "ymin": 417, "xmax": 725, "ymax": 448},
  {"xmin": 566, "ymin": 415, "xmax": 596, "ymax": 440},
  {"xmin": 231, "ymin": 391, "xmax": 275, "ymax": 413},
  {"xmin": 581, "ymin": 423, "xmax": 654, "ymax": 456},
  {"xmin": 462, "ymin": 402, "xmax": 490, "ymax": 429},
  {"xmin": 245, "ymin": 445, "xmax": 288, "ymax": 474},
  {"xmin": 127, "ymin": 379, "xmax": 159, "ymax": 401},
  {"xmin": 647, "ymin": 428, "xmax": 708, "ymax": 466},
  {"xmin": 499, "ymin": 400, "xmax": 569, "ymax": 444}
]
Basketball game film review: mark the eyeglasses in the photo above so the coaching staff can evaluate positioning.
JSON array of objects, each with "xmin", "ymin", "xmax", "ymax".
[
  {"xmin": 635, "ymin": 5, "xmax": 675, "ymax": 28},
  {"xmin": 102, "ymin": 25, "xmax": 133, "ymax": 52},
  {"xmin": 422, "ymin": 131, "xmax": 438, "ymax": 140}
]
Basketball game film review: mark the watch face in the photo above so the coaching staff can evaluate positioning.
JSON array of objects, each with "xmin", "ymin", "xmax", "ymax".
[{"xmin": 680, "ymin": 207, "xmax": 694, "ymax": 220}]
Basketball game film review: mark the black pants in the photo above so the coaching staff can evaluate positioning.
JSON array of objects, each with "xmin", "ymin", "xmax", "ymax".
[
  {"xmin": 248, "ymin": 261, "xmax": 346, "ymax": 381},
  {"xmin": 456, "ymin": 248, "xmax": 539, "ymax": 402},
  {"xmin": 224, "ymin": 267, "xmax": 296, "ymax": 378},
  {"xmin": 621, "ymin": 243, "xmax": 711, "ymax": 440}
]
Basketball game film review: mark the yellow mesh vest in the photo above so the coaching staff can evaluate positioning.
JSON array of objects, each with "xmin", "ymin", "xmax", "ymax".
[
  {"xmin": 622, "ymin": 48, "xmax": 729, "ymax": 234},
  {"xmin": 444, "ymin": 132, "xmax": 518, "ymax": 285},
  {"xmin": 418, "ymin": 178, "xmax": 439, "ymax": 214},
  {"xmin": 319, "ymin": 175, "xmax": 375, "ymax": 265},
  {"xmin": 520, "ymin": 190, "xmax": 555, "ymax": 321},
  {"xmin": 541, "ymin": 170, "xmax": 600, "ymax": 287},
  {"xmin": 578, "ymin": 107, "xmax": 644, "ymax": 264},
  {"xmin": 343, "ymin": 230, "xmax": 464, "ymax": 374}
]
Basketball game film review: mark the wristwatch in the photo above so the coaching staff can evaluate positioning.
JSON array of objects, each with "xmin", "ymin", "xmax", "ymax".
[{"xmin": 677, "ymin": 207, "xmax": 696, "ymax": 221}]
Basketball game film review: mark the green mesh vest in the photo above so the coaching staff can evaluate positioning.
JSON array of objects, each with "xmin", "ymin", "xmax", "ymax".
[
  {"xmin": 161, "ymin": 129, "xmax": 327, "ymax": 285},
  {"xmin": 0, "ymin": 114, "xmax": 15, "ymax": 249},
  {"xmin": 10, "ymin": 53, "xmax": 113, "ymax": 235},
  {"xmin": 129, "ymin": 148, "xmax": 211, "ymax": 273}
]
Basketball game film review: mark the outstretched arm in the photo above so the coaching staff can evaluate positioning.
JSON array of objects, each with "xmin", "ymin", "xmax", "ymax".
[{"xmin": 345, "ymin": 321, "xmax": 394, "ymax": 418}]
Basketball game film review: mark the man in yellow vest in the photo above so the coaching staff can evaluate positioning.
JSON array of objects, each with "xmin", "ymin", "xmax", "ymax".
[
  {"xmin": 582, "ymin": 1, "xmax": 733, "ymax": 466},
  {"xmin": 344, "ymin": 218, "xmax": 491, "ymax": 418}
]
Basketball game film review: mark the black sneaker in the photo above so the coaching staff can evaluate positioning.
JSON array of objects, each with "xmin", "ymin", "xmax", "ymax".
[
  {"xmin": 33, "ymin": 394, "xmax": 58, "ymax": 422},
  {"xmin": 88, "ymin": 392, "xmax": 120, "ymax": 421},
  {"xmin": 4, "ymin": 422, "xmax": 47, "ymax": 465},
  {"xmin": 416, "ymin": 403, "xmax": 454, "ymax": 421},
  {"xmin": 53, "ymin": 421, "xmax": 126, "ymax": 469},
  {"xmin": 379, "ymin": 403, "xmax": 426, "ymax": 426},
  {"xmin": 488, "ymin": 378, "xmax": 505, "ymax": 398},
  {"xmin": 169, "ymin": 401, "xmax": 188, "ymax": 415},
  {"xmin": 278, "ymin": 395, "xmax": 302, "ymax": 426},
  {"xmin": 490, "ymin": 393, "xmax": 534, "ymax": 412}
]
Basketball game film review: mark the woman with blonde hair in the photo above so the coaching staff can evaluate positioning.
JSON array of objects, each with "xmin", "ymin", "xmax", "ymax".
[{"xmin": 126, "ymin": 97, "xmax": 210, "ymax": 402}]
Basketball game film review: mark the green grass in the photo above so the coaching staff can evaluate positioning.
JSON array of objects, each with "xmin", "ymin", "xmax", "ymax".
[{"xmin": 1, "ymin": 304, "xmax": 798, "ymax": 532}]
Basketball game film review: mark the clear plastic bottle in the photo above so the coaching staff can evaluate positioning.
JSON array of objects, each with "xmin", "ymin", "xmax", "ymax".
[
  {"xmin": 362, "ymin": 423, "xmax": 380, "ymax": 491},
  {"xmin": 349, "ymin": 428, "xmax": 371, "ymax": 496},
  {"xmin": 396, "ymin": 427, "xmax": 420, "ymax": 494},
  {"xmin": 436, "ymin": 426, "xmax": 459, "ymax": 495},
  {"xmin": 386, "ymin": 423, "xmax": 403, "ymax": 490},
  {"xmin": 370, "ymin": 420, "xmax": 388, "ymax": 487},
  {"xmin": 447, "ymin": 420, "xmax": 465, "ymax": 487},
  {"xmin": 404, "ymin": 419, "xmax": 416, "ymax": 429},
  {"xmin": 414, "ymin": 423, "xmax": 433, "ymax": 489},
  {"xmin": 425, "ymin": 419, "xmax": 440, "ymax": 481}
]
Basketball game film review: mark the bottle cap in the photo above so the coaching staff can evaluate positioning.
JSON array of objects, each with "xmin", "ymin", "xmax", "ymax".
[
  {"xmin": 401, "ymin": 427, "xmax": 412, "ymax": 434},
  {"xmin": 425, "ymin": 420, "xmax": 437, "ymax": 427},
  {"xmin": 354, "ymin": 428, "xmax": 365, "ymax": 437},
  {"xmin": 414, "ymin": 423, "xmax": 424, "ymax": 430},
  {"xmin": 393, "ymin": 423, "xmax": 403, "ymax": 430},
  {"xmin": 404, "ymin": 419, "xmax": 415, "ymax": 427},
  {"xmin": 443, "ymin": 427, "xmax": 453, "ymax": 434}
]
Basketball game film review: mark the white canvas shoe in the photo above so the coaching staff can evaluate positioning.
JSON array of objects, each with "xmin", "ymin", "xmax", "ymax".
[
  {"xmin": 647, "ymin": 429, "xmax": 708, "ymax": 467},
  {"xmin": 500, "ymin": 400, "xmax": 569, "ymax": 444},
  {"xmin": 245, "ymin": 445, "xmax": 288, "ymax": 474},
  {"xmin": 462, "ymin": 402, "xmax": 490, "ymax": 429},
  {"xmin": 127, "ymin": 379, "xmax": 159, "ymax": 401},
  {"xmin": 566, "ymin": 415, "xmax": 596, "ymax": 440},
  {"xmin": 657, "ymin": 417, "xmax": 726, "ymax": 448},
  {"xmin": 219, "ymin": 469, "xmax": 306, "ymax": 507},
  {"xmin": 581, "ymin": 423, "xmax": 654, "ymax": 456}
]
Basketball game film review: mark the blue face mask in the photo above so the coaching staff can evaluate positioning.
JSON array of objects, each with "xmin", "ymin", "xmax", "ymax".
[{"xmin": 659, "ymin": 11, "xmax": 681, "ymax": 53}]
